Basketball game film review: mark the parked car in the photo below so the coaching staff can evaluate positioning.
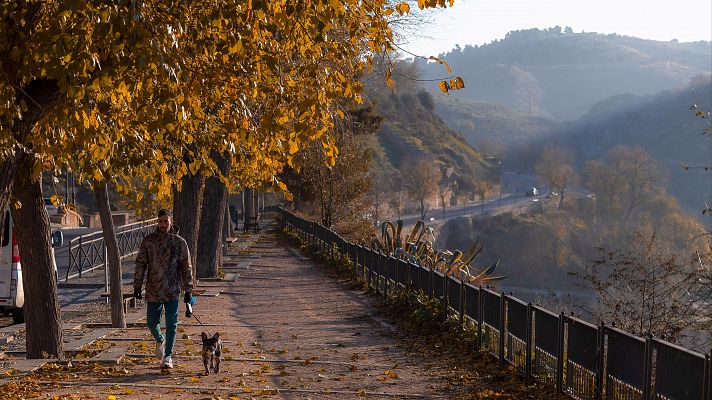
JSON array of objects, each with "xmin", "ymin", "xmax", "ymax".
[
  {"xmin": 525, "ymin": 187, "xmax": 539, "ymax": 197},
  {"xmin": 0, "ymin": 210, "xmax": 62, "ymax": 323}
]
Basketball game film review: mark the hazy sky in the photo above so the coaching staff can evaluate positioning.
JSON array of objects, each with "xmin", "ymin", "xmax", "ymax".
[{"xmin": 398, "ymin": 0, "xmax": 712, "ymax": 57}]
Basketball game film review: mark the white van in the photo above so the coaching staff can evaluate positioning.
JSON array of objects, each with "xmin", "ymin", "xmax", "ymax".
[
  {"xmin": 0, "ymin": 210, "xmax": 25, "ymax": 323},
  {"xmin": 0, "ymin": 210, "xmax": 62, "ymax": 324}
]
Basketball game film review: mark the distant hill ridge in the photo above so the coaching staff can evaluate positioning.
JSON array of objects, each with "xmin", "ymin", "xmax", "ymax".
[
  {"xmin": 416, "ymin": 27, "xmax": 711, "ymax": 120},
  {"xmin": 362, "ymin": 69, "xmax": 498, "ymax": 190},
  {"xmin": 561, "ymin": 76, "xmax": 712, "ymax": 214}
]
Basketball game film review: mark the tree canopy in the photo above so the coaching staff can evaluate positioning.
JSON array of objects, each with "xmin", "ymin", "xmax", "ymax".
[
  {"xmin": 0, "ymin": 0, "xmax": 462, "ymax": 359},
  {"xmin": 1, "ymin": 1, "xmax": 461, "ymax": 200}
]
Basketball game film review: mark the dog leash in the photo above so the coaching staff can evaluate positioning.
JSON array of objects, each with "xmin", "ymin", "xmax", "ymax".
[{"xmin": 186, "ymin": 303, "xmax": 211, "ymax": 337}]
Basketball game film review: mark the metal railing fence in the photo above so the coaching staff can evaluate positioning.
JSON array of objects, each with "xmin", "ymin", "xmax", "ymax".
[
  {"xmin": 274, "ymin": 206, "xmax": 712, "ymax": 400},
  {"xmin": 65, "ymin": 218, "xmax": 157, "ymax": 281}
]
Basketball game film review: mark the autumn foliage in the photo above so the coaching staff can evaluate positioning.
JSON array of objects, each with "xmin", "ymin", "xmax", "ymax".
[{"xmin": 0, "ymin": 0, "xmax": 462, "ymax": 359}]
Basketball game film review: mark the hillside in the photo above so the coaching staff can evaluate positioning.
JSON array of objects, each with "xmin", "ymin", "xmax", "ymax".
[
  {"xmin": 415, "ymin": 27, "xmax": 711, "ymax": 120},
  {"xmin": 362, "ymin": 74, "xmax": 498, "ymax": 191},
  {"xmin": 562, "ymin": 76, "xmax": 712, "ymax": 213},
  {"xmin": 432, "ymin": 95, "xmax": 560, "ymax": 154}
]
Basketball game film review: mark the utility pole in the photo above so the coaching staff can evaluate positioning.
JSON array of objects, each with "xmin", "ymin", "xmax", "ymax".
[{"xmin": 71, "ymin": 172, "xmax": 76, "ymax": 205}]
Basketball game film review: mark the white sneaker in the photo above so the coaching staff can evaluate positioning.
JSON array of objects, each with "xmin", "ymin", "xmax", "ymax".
[
  {"xmin": 155, "ymin": 341, "xmax": 164, "ymax": 360},
  {"xmin": 162, "ymin": 355, "xmax": 173, "ymax": 369}
]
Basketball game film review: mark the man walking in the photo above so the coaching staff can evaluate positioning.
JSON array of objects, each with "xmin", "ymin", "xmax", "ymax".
[{"xmin": 133, "ymin": 208, "xmax": 193, "ymax": 369}]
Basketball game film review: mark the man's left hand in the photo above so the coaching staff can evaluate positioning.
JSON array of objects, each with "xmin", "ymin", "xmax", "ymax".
[{"xmin": 184, "ymin": 291, "xmax": 192, "ymax": 304}]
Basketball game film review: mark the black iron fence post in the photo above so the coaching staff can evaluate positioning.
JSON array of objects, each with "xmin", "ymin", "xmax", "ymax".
[
  {"xmin": 556, "ymin": 312, "xmax": 565, "ymax": 394},
  {"xmin": 78, "ymin": 235, "xmax": 84, "ymax": 278},
  {"xmin": 458, "ymin": 279, "xmax": 465, "ymax": 327},
  {"xmin": 372, "ymin": 250, "xmax": 381, "ymax": 295},
  {"xmin": 383, "ymin": 256, "xmax": 389, "ymax": 298},
  {"xmin": 358, "ymin": 246, "xmax": 364, "ymax": 282},
  {"xmin": 103, "ymin": 241, "xmax": 108, "ymax": 296},
  {"xmin": 366, "ymin": 251, "xmax": 372, "ymax": 290},
  {"xmin": 428, "ymin": 268, "xmax": 434, "ymax": 299},
  {"xmin": 594, "ymin": 323, "xmax": 605, "ymax": 400},
  {"xmin": 525, "ymin": 303, "xmax": 533, "ymax": 385},
  {"xmin": 393, "ymin": 258, "xmax": 398, "ymax": 293},
  {"xmin": 477, "ymin": 286, "xmax": 483, "ymax": 351},
  {"xmin": 499, "ymin": 293, "xmax": 506, "ymax": 368},
  {"xmin": 642, "ymin": 334, "xmax": 653, "ymax": 400},
  {"xmin": 705, "ymin": 351, "xmax": 711, "ymax": 400},
  {"xmin": 352, "ymin": 245, "xmax": 358, "ymax": 282},
  {"xmin": 441, "ymin": 276, "xmax": 448, "ymax": 323}
]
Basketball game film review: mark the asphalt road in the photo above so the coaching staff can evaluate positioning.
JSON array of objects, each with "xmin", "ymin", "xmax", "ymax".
[
  {"xmin": 390, "ymin": 171, "xmax": 592, "ymax": 226},
  {"xmin": 393, "ymin": 171, "xmax": 542, "ymax": 226}
]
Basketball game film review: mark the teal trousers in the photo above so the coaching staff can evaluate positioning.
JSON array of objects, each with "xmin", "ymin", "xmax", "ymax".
[{"xmin": 147, "ymin": 300, "xmax": 179, "ymax": 357}]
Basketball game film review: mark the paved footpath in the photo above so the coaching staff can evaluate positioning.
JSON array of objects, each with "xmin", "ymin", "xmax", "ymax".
[{"xmin": 0, "ymin": 223, "xmax": 547, "ymax": 399}]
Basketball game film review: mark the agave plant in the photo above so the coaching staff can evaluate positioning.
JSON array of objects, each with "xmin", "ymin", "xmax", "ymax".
[{"xmin": 370, "ymin": 219, "xmax": 504, "ymax": 285}]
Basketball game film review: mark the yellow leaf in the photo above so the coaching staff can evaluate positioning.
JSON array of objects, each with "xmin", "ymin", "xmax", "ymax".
[
  {"xmin": 82, "ymin": 110, "xmax": 90, "ymax": 129},
  {"xmin": 191, "ymin": 377, "xmax": 200, "ymax": 382},
  {"xmin": 328, "ymin": 156, "xmax": 337, "ymax": 167},
  {"xmin": 98, "ymin": 8, "xmax": 110, "ymax": 22},
  {"xmin": 108, "ymin": 396, "xmax": 118, "ymax": 400},
  {"xmin": 229, "ymin": 40, "xmax": 244, "ymax": 55},
  {"xmin": 122, "ymin": 388, "xmax": 135, "ymax": 395},
  {"xmin": 438, "ymin": 80, "xmax": 450, "ymax": 93},
  {"xmin": 395, "ymin": 2, "xmax": 410, "ymax": 15},
  {"xmin": 449, "ymin": 76, "xmax": 465, "ymax": 90},
  {"xmin": 189, "ymin": 160, "xmax": 200, "ymax": 175},
  {"xmin": 243, "ymin": 388, "xmax": 253, "ymax": 393},
  {"xmin": 289, "ymin": 141, "xmax": 298, "ymax": 154}
]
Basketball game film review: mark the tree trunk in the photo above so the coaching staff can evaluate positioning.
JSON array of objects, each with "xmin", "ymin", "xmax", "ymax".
[
  {"xmin": 4, "ymin": 79, "xmax": 63, "ymax": 359},
  {"xmin": 558, "ymin": 191, "xmax": 565, "ymax": 209},
  {"xmin": 223, "ymin": 202, "xmax": 233, "ymax": 240},
  {"xmin": 0, "ymin": 78, "xmax": 60, "ymax": 265},
  {"xmin": 196, "ymin": 153, "xmax": 229, "ymax": 278},
  {"xmin": 173, "ymin": 171, "xmax": 205, "ymax": 284},
  {"xmin": 11, "ymin": 176, "xmax": 63, "ymax": 359},
  {"xmin": 243, "ymin": 188, "xmax": 255, "ymax": 223},
  {"xmin": 94, "ymin": 182, "xmax": 125, "ymax": 328}
]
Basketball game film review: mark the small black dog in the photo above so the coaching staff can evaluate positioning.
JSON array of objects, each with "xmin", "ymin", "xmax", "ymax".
[{"xmin": 201, "ymin": 332, "xmax": 222, "ymax": 374}]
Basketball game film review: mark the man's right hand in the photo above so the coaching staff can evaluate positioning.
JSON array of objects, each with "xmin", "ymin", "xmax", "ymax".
[{"xmin": 133, "ymin": 288, "xmax": 142, "ymax": 300}]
